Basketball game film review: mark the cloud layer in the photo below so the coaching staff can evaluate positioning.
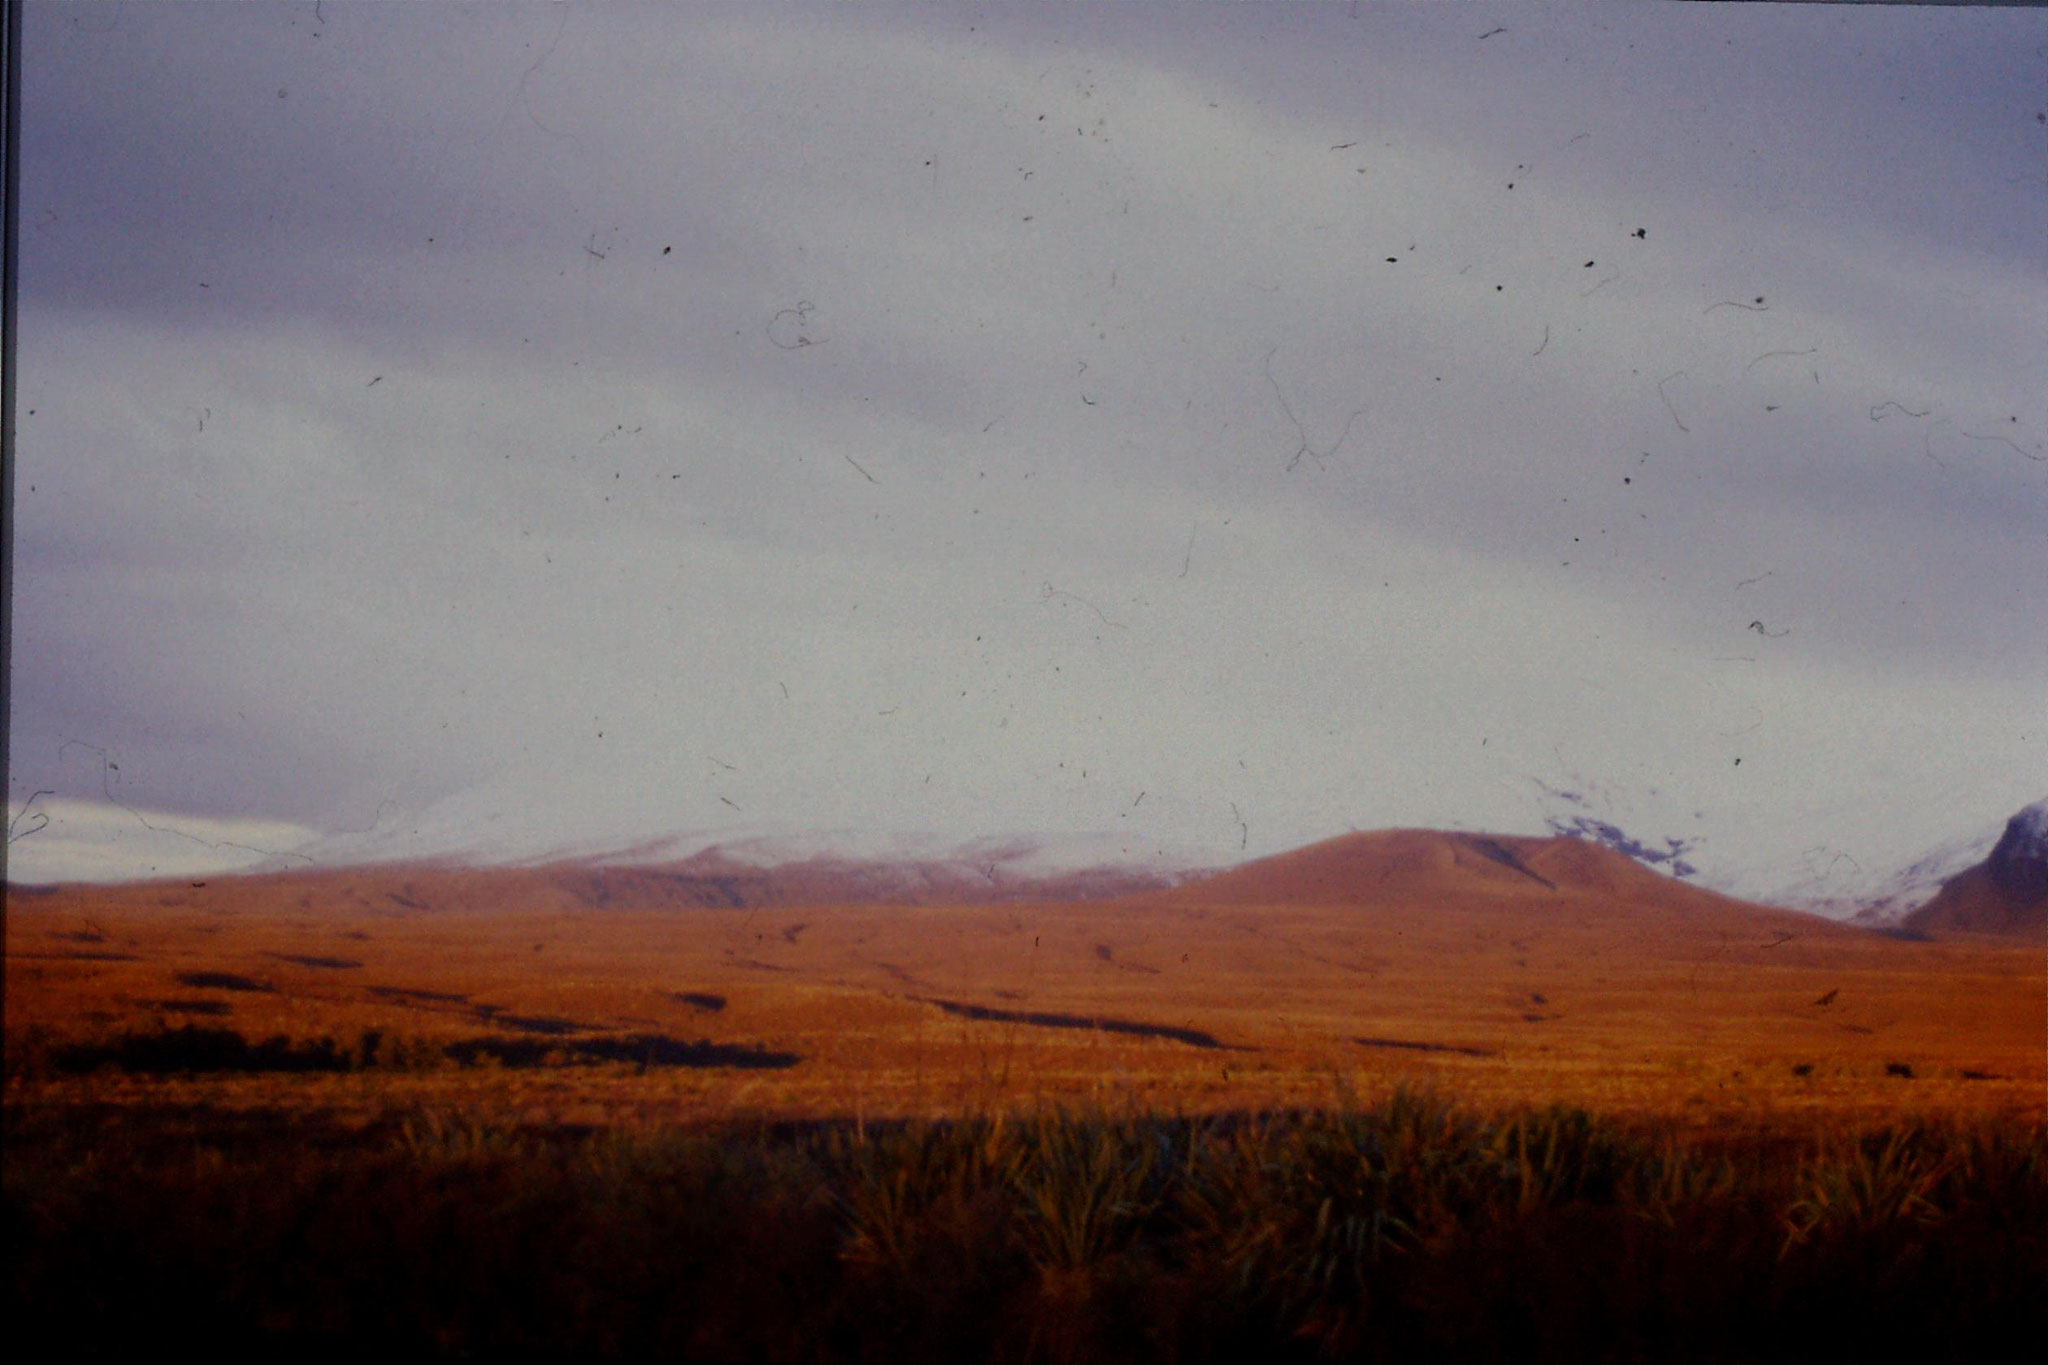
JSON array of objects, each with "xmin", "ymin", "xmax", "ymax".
[{"xmin": 10, "ymin": 4, "xmax": 2045, "ymax": 894}]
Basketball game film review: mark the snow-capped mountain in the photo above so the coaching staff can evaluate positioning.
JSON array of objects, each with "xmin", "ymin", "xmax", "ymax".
[
  {"xmin": 1517, "ymin": 775, "xmax": 2037, "ymax": 924},
  {"xmin": 1991, "ymin": 798, "xmax": 2048, "ymax": 882},
  {"xmin": 1900, "ymin": 798, "xmax": 2048, "ymax": 937}
]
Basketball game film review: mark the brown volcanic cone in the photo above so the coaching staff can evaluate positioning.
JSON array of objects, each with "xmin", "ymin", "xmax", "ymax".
[
  {"xmin": 1905, "ymin": 801, "xmax": 2048, "ymax": 939},
  {"xmin": 1170, "ymin": 828, "xmax": 1800, "ymax": 924}
]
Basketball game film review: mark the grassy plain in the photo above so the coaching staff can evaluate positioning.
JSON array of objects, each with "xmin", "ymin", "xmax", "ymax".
[
  {"xmin": 6, "ymin": 832, "xmax": 2042, "ymax": 1360},
  {"xmin": 6, "ymin": 833, "xmax": 2041, "ymax": 1128}
]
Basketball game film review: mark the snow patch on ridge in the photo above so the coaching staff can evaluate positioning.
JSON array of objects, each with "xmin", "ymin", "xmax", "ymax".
[{"xmin": 1516, "ymin": 772, "xmax": 2038, "ymax": 922}]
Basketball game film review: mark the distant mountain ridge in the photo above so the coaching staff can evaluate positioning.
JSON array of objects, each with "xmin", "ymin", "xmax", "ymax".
[
  {"xmin": 1833, "ymin": 830, "xmax": 1998, "ymax": 928},
  {"xmin": 39, "ymin": 846, "xmax": 1194, "ymax": 914},
  {"xmin": 1902, "ymin": 799, "xmax": 2048, "ymax": 939},
  {"xmin": 549, "ymin": 845, "xmax": 1190, "ymax": 910},
  {"xmin": 28, "ymin": 812, "xmax": 2039, "ymax": 938}
]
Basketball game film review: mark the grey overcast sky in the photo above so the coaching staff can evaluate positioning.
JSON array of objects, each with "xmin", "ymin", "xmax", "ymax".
[{"xmin": 7, "ymin": 2, "xmax": 2044, "ymax": 901}]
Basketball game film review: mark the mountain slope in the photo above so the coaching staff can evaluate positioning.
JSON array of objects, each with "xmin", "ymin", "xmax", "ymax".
[
  {"xmin": 1161, "ymin": 828, "xmax": 1830, "ymax": 932},
  {"xmin": 12, "ymin": 846, "xmax": 1185, "ymax": 918},
  {"xmin": 1904, "ymin": 800, "xmax": 2048, "ymax": 939}
]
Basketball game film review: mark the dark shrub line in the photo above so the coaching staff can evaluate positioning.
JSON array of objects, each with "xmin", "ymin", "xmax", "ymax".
[
  {"xmin": 447, "ymin": 1034, "xmax": 799, "ymax": 1070},
  {"xmin": 40, "ymin": 1025, "xmax": 800, "ymax": 1076},
  {"xmin": 173, "ymin": 970, "xmax": 271, "ymax": 992},
  {"xmin": 1354, "ymin": 1035, "xmax": 1496, "ymax": 1057},
  {"xmin": 51, "ymin": 1026, "xmax": 355, "ymax": 1075},
  {"xmin": 266, "ymin": 952, "xmax": 365, "ymax": 970},
  {"xmin": 917, "ymin": 996, "xmax": 1230, "ymax": 1049},
  {"xmin": 366, "ymin": 984, "xmax": 470, "ymax": 1003}
]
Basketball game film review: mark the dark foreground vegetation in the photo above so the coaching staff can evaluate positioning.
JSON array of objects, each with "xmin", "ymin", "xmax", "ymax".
[
  {"xmin": 6, "ymin": 1091, "xmax": 2043, "ymax": 1364},
  {"xmin": 25, "ymin": 1023, "xmax": 799, "ymax": 1074}
]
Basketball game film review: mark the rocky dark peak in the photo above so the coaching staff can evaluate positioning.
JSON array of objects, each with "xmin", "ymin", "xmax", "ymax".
[
  {"xmin": 1986, "ymin": 799, "xmax": 2048, "ymax": 901},
  {"xmin": 1900, "ymin": 798, "xmax": 2048, "ymax": 938}
]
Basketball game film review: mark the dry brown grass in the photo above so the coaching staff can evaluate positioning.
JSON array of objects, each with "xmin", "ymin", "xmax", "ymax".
[{"xmin": 7, "ymin": 834, "xmax": 2040, "ymax": 1131}]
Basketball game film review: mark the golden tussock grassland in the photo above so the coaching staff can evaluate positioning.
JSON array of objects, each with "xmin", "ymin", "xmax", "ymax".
[{"xmin": 6, "ymin": 835, "xmax": 2042, "ymax": 1360}]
